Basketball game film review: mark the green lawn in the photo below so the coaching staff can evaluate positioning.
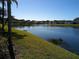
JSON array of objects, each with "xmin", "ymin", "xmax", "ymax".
[
  {"xmin": 0, "ymin": 26, "xmax": 79, "ymax": 59},
  {"xmin": 49, "ymin": 24, "xmax": 79, "ymax": 27}
]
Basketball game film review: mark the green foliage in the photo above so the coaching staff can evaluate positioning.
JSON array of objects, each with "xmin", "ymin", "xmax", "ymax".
[
  {"xmin": 50, "ymin": 24, "xmax": 79, "ymax": 27},
  {"xmin": 74, "ymin": 17, "xmax": 79, "ymax": 21}
]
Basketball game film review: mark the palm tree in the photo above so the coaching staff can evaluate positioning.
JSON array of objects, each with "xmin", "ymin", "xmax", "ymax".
[
  {"xmin": 0, "ymin": 0, "xmax": 18, "ymax": 59},
  {"xmin": 0, "ymin": 0, "xmax": 5, "ymax": 35},
  {"xmin": 7, "ymin": 0, "xmax": 18, "ymax": 59},
  {"xmin": 0, "ymin": 7, "xmax": 2, "ymax": 22},
  {"xmin": 7, "ymin": 0, "xmax": 15, "ymax": 59},
  {"xmin": 2, "ymin": 0, "xmax": 5, "ymax": 34}
]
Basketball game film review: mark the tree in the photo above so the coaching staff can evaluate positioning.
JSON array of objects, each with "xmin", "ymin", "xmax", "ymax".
[
  {"xmin": 0, "ymin": 7, "xmax": 7, "ymax": 33},
  {"xmin": 7, "ymin": 0, "xmax": 18, "ymax": 59},
  {"xmin": 73, "ymin": 17, "xmax": 79, "ymax": 24},
  {"xmin": 0, "ymin": 0, "xmax": 17, "ymax": 35},
  {"xmin": 2, "ymin": 0, "xmax": 5, "ymax": 34},
  {"xmin": 0, "ymin": 0, "xmax": 18, "ymax": 59},
  {"xmin": 74, "ymin": 17, "xmax": 79, "ymax": 21},
  {"xmin": 0, "ymin": 0, "xmax": 5, "ymax": 34},
  {"xmin": 0, "ymin": 7, "xmax": 2, "ymax": 21}
]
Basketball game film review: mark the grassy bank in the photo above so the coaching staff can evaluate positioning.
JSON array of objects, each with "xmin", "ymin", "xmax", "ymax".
[
  {"xmin": 0, "ymin": 26, "xmax": 79, "ymax": 59},
  {"xmin": 49, "ymin": 24, "xmax": 79, "ymax": 27}
]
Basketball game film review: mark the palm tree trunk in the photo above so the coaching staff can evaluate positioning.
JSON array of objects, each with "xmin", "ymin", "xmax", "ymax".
[
  {"xmin": 2, "ymin": 0, "xmax": 5, "ymax": 35},
  {"xmin": 7, "ymin": 0, "xmax": 15, "ymax": 59}
]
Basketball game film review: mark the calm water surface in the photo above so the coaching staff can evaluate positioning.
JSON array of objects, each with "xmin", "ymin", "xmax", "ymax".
[{"xmin": 16, "ymin": 25, "xmax": 79, "ymax": 54}]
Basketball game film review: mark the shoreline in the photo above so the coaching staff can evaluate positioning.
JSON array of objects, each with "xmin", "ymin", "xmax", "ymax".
[
  {"xmin": 49, "ymin": 24, "xmax": 79, "ymax": 27},
  {"xmin": 0, "ymin": 26, "xmax": 79, "ymax": 59},
  {"xmin": 13, "ymin": 28, "xmax": 79, "ymax": 59}
]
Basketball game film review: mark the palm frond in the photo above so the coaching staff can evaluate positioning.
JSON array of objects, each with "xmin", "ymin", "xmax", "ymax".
[{"xmin": 12, "ymin": 0, "xmax": 18, "ymax": 6}]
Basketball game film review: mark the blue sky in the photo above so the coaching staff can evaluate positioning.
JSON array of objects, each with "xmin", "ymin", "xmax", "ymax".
[{"xmin": 12, "ymin": 0, "xmax": 79, "ymax": 20}]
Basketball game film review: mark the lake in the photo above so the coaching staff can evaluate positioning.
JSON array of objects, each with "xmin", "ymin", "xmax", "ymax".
[{"xmin": 16, "ymin": 25, "xmax": 79, "ymax": 55}]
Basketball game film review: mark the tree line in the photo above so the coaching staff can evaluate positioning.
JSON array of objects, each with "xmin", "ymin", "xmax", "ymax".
[{"xmin": 9, "ymin": 17, "xmax": 79, "ymax": 26}]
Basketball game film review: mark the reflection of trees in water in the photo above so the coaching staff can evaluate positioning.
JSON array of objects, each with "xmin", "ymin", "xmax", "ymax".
[
  {"xmin": 61, "ymin": 41, "xmax": 79, "ymax": 55},
  {"xmin": 72, "ymin": 27, "xmax": 79, "ymax": 36}
]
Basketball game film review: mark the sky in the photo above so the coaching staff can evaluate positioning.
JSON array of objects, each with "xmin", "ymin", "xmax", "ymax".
[{"xmin": 12, "ymin": 0, "xmax": 79, "ymax": 20}]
